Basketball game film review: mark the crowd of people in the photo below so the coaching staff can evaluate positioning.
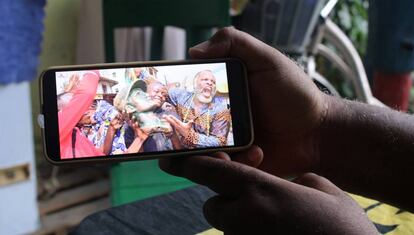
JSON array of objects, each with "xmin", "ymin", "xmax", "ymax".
[{"xmin": 57, "ymin": 68, "xmax": 232, "ymax": 159}]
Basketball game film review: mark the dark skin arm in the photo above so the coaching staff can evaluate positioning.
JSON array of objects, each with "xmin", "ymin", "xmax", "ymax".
[
  {"xmin": 102, "ymin": 117, "xmax": 150, "ymax": 155},
  {"xmin": 319, "ymin": 97, "xmax": 414, "ymax": 211},
  {"xmin": 102, "ymin": 115, "xmax": 124, "ymax": 155},
  {"xmin": 126, "ymin": 120, "xmax": 149, "ymax": 153},
  {"xmin": 102, "ymin": 126, "xmax": 115, "ymax": 155}
]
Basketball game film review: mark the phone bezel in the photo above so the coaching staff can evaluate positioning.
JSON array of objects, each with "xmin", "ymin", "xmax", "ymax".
[{"xmin": 40, "ymin": 58, "xmax": 254, "ymax": 165}]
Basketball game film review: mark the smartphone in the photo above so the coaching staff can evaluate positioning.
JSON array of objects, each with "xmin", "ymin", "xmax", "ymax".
[{"xmin": 40, "ymin": 58, "xmax": 253, "ymax": 165}]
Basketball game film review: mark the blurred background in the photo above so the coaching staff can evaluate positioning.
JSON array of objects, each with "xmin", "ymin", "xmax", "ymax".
[{"xmin": 0, "ymin": 0, "xmax": 413, "ymax": 234}]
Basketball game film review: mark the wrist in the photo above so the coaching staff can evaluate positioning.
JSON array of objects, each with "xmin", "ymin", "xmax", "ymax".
[
  {"xmin": 313, "ymin": 95, "xmax": 348, "ymax": 173},
  {"xmin": 315, "ymin": 96, "xmax": 385, "ymax": 186},
  {"xmin": 106, "ymin": 121, "xmax": 116, "ymax": 132}
]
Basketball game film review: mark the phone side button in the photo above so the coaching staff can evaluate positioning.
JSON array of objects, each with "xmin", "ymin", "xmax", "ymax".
[{"xmin": 37, "ymin": 114, "xmax": 45, "ymax": 129}]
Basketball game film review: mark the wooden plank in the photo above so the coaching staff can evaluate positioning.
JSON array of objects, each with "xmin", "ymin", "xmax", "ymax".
[
  {"xmin": 34, "ymin": 197, "xmax": 110, "ymax": 235},
  {"xmin": 37, "ymin": 168, "xmax": 107, "ymax": 197},
  {"xmin": 38, "ymin": 179, "xmax": 110, "ymax": 215}
]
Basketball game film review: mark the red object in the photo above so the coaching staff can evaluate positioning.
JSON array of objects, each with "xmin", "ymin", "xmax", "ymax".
[
  {"xmin": 373, "ymin": 71, "xmax": 412, "ymax": 111},
  {"xmin": 59, "ymin": 71, "xmax": 104, "ymax": 159}
]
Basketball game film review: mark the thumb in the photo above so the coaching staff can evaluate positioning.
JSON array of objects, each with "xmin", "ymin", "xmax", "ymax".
[
  {"xmin": 203, "ymin": 195, "xmax": 238, "ymax": 231},
  {"xmin": 292, "ymin": 173, "xmax": 343, "ymax": 196},
  {"xmin": 231, "ymin": 145, "xmax": 264, "ymax": 168}
]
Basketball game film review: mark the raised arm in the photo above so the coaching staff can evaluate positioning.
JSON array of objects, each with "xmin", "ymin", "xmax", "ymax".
[{"xmin": 58, "ymin": 71, "xmax": 99, "ymax": 140}]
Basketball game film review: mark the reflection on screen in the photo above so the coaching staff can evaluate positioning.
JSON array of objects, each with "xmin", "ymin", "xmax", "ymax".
[{"xmin": 56, "ymin": 63, "xmax": 233, "ymax": 159}]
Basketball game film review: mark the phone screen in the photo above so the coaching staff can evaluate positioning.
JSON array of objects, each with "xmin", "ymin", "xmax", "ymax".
[{"xmin": 54, "ymin": 62, "xmax": 236, "ymax": 159}]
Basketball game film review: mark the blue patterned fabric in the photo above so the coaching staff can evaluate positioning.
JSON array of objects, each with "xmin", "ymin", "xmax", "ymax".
[
  {"xmin": 168, "ymin": 88, "xmax": 231, "ymax": 148},
  {"xmin": 88, "ymin": 100, "xmax": 127, "ymax": 154},
  {"xmin": 0, "ymin": 0, "xmax": 46, "ymax": 84}
]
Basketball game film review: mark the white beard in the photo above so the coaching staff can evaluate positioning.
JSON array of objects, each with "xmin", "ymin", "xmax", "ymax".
[{"xmin": 196, "ymin": 93, "xmax": 213, "ymax": 104}]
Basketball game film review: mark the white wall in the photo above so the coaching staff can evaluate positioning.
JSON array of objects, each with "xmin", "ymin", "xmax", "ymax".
[
  {"xmin": 0, "ymin": 82, "xmax": 39, "ymax": 234},
  {"xmin": 76, "ymin": 0, "xmax": 186, "ymax": 64}
]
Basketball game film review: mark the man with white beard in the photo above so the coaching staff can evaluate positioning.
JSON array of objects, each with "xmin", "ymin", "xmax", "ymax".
[{"xmin": 164, "ymin": 70, "xmax": 231, "ymax": 148}]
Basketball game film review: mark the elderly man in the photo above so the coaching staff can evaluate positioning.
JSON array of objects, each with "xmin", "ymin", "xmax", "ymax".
[{"xmin": 164, "ymin": 70, "xmax": 231, "ymax": 148}]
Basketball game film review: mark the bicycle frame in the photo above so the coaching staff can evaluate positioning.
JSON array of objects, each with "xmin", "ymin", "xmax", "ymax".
[{"xmin": 306, "ymin": 0, "xmax": 384, "ymax": 106}]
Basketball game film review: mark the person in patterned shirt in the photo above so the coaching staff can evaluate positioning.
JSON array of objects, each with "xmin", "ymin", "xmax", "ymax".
[{"xmin": 164, "ymin": 70, "xmax": 231, "ymax": 149}]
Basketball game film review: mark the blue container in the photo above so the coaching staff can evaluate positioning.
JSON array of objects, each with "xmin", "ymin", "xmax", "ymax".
[
  {"xmin": 366, "ymin": 0, "xmax": 414, "ymax": 72},
  {"xmin": 0, "ymin": 0, "xmax": 46, "ymax": 84},
  {"xmin": 234, "ymin": 0, "xmax": 325, "ymax": 54}
]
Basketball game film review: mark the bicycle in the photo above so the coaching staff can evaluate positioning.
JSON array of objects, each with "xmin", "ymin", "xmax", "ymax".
[{"xmin": 233, "ymin": 0, "xmax": 384, "ymax": 106}]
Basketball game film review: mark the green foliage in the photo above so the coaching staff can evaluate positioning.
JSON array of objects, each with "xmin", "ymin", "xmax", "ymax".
[
  {"xmin": 322, "ymin": 1, "xmax": 414, "ymax": 112},
  {"xmin": 316, "ymin": 55, "xmax": 356, "ymax": 99},
  {"xmin": 316, "ymin": 0, "xmax": 369, "ymax": 100},
  {"xmin": 331, "ymin": 0, "xmax": 369, "ymax": 56}
]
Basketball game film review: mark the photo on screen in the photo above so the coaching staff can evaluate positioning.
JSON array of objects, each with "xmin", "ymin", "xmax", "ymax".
[{"xmin": 55, "ymin": 63, "xmax": 233, "ymax": 159}]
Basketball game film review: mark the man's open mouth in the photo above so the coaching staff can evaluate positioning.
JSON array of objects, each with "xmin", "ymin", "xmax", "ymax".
[{"xmin": 202, "ymin": 87, "xmax": 212, "ymax": 97}]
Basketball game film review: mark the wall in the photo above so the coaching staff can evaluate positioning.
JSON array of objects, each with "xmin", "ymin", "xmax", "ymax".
[{"xmin": 31, "ymin": 0, "xmax": 81, "ymax": 161}]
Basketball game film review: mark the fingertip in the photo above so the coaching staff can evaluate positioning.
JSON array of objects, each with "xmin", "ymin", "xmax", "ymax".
[
  {"xmin": 189, "ymin": 41, "xmax": 210, "ymax": 58},
  {"xmin": 247, "ymin": 145, "xmax": 264, "ymax": 167},
  {"xmin": 190, "ymin": 40, "xmax": 210, "ymax": 52},
  {"xmin": 232, "ymin": 145, "xmax": 264, "ymax": 168},
  {"xmin": 189, "ymin": 48, "xmax": 205, "ymax": 59},
  {"xmin": 189, "ymin": 28, "xmax": 235, "ymax": 59}
]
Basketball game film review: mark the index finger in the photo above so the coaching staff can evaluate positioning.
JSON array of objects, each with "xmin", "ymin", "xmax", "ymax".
[
  {"xmin": 189, "ymin": 27, "xmax": 284, "ymax": 72},
  {"xmin": 159, "ymin": 154, "xmax": 291, "ymax": 198}
]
